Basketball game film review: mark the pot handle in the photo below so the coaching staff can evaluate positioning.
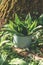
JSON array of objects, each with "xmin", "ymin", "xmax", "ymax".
[
  {"xmin": 31, "ymin": 35, "xmax": 37, "ymax": 44},
  {"xmin": 31, "ymin": 25, "xmax": 43, "ymax": 43}
]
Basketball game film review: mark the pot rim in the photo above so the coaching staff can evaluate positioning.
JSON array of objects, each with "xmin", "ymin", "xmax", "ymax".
[{"xmin": 14, "ymin": 33, "xmax": 32, "ymax": 37}]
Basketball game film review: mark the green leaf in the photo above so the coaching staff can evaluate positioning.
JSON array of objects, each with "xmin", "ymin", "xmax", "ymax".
[
  {"xmin": 25, "ymin": 13, "xmax": 32, "ymax": 28},
  {"xmin": 29, "ymin": 20, "xmax": 37, "ymax": 31},
  {"xmin": 0, "ymin": 52, "xmax": 7, "ymax": 65},
  {"xmin": 9, "ymin": 20, "xmax": 14, "ymax": 30},
  {"xmin": 15, "ymin": 13, "xmax": 21, "ymax": 24},
  {"xmin": 39, "ymin": 14, "xmax": 43, "ymax": 25},
  {"xmin": 9, "ymin": 58, "xmax": 27, "ymax": 65}
]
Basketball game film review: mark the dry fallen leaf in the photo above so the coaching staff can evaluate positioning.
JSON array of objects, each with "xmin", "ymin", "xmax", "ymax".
[
  {"xmin": 12, "ymin": 46, "xmax": 43, "ymax": 59},
  {"xmin": 0, "ymin": 18, "xmax": 6, "ymax": 29}
]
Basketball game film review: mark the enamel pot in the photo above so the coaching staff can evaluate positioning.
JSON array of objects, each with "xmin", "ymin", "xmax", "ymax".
[{"xmin": 13, "ymin": 25, "xmax": 43, "ymax": 48}]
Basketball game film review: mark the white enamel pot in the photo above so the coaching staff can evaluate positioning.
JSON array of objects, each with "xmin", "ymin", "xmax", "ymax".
[
  {"xmin": 13, "ymin": 34, "xmax": 36, "ymax": 48},
  {"xmin": 13, "ymin": 25, "xmax": 43, "ymax": 48},
  {"xmin": 13, "ymin": 34, "xmax": 32, "ymax": 48}
]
